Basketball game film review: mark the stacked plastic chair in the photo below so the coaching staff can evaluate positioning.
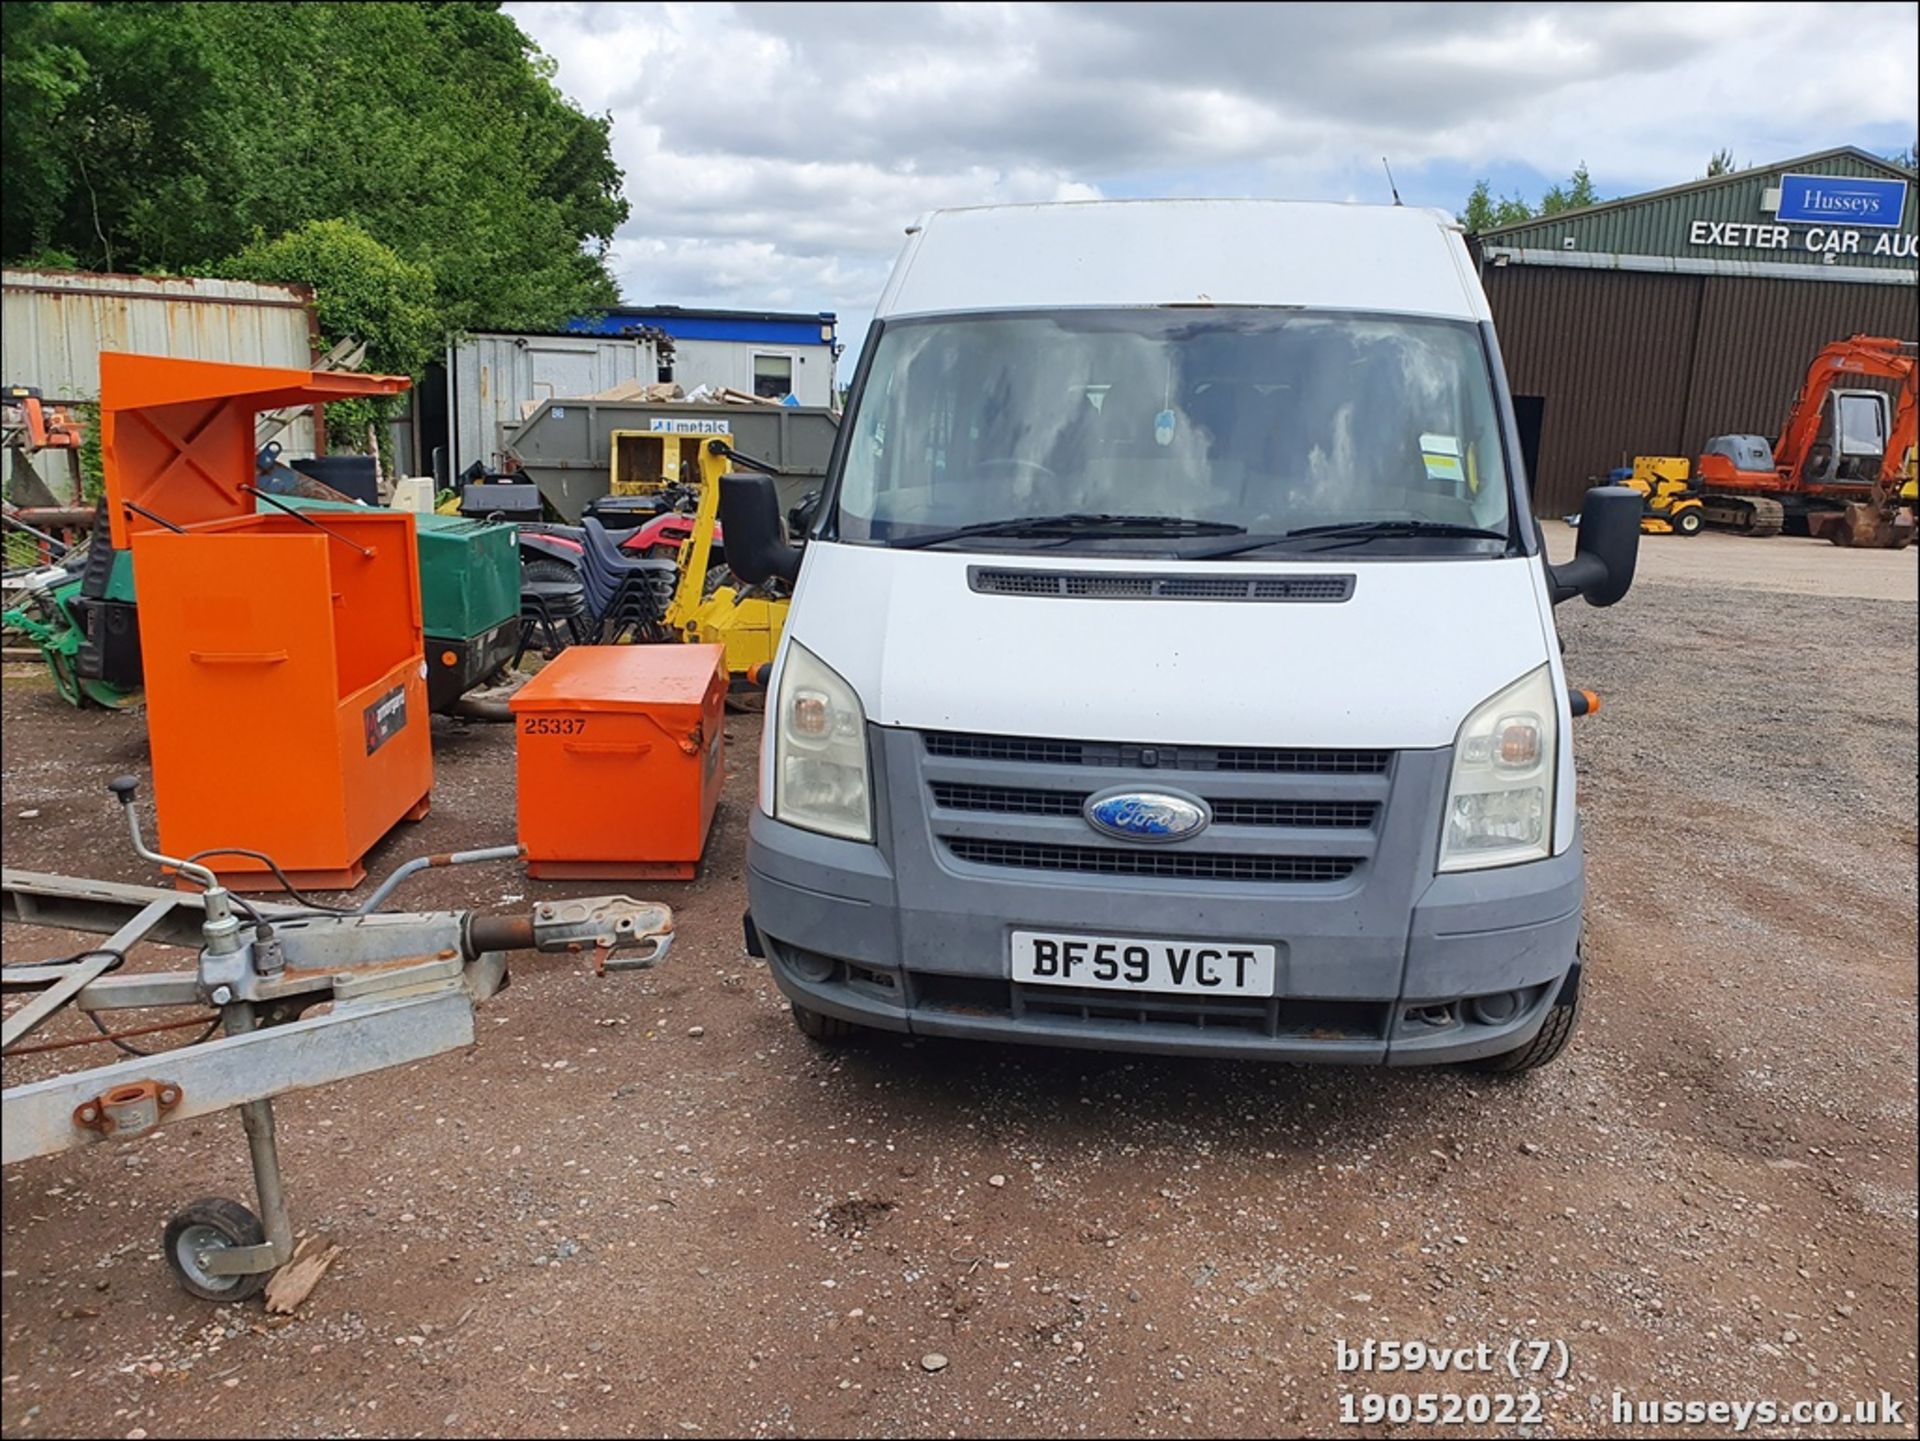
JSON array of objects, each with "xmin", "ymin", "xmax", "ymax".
[
  {"xmin": 579, "ymin": 517, "xmax": 676, "ymax": 643},
  {"xmin": 513, "ymin": 568, "xmax": 590, "ymax": 666}
]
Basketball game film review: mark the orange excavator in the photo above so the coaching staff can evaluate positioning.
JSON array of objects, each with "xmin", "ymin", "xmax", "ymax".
[
  {"xmin": 3, "ymin": 384, "xmax": 88, "ymax": 509},
  {"xmin": 1694, "ymin": 335, "xmax": 1916, "ymax": 549}
]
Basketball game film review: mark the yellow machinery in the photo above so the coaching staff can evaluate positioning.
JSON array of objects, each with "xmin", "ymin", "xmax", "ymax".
[
  {"xmin": 1624, "ymin": 456, "xmax": 1706, "ymax": 536},
  {"xmin": 610, "ymin": 427, "xmax": 699, "ymax": 497},
  {"xmin": 666, "ymin": 434, "xmax": 787, "ymax": 679}
]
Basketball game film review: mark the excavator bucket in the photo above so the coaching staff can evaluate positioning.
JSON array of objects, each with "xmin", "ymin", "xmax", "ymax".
[{"xmin": 1818, "ymin": 502, "xmax": 1916, "ymax": 550}]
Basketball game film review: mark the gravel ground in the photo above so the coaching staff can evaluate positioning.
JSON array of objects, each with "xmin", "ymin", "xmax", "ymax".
[{"xmin": 1, "ymin": 537, "xmax": 1915, "ymax": 1439}]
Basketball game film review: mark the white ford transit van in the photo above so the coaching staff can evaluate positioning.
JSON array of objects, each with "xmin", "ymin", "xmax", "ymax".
[{"xmin": 722, "ymin": 199, "xmax": 1639, "ymax": 1070}]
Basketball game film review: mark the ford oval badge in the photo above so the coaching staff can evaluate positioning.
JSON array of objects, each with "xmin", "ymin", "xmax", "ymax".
[{"xmin": 1084, "ymin": 788, "xmax": 1210, "ymax": 844}]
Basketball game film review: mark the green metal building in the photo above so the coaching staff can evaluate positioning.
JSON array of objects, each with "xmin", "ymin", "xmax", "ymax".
[{"xmin": 1471, "ymin": 147, "xmax": 1918, "ymax": 514}]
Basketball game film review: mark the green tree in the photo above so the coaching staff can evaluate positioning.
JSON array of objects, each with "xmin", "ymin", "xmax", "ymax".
[
  {"xmin": 1705, "ymin": 148, "xmax": 1737, "ymax": 177},
  {"xmin": 1458, "ymin": 178, "xmax": 1535, "ymax": 232},
  {"xmin": 0, "ymin": 1, "xmax": 90, "ymax": 265},
  {"xmin": 222, "ymin": 220, "xmax": 439, "ymax": 450},
  {"xmin": 1459, "ymin": 163, "xmax": 1601, "ymax": 231},
  {"xmin": 1891, "ymin": 139, "xmax": 1919, "ymax": 172},
  {"xmin": 1, "ymin": 2, "xmax": 627, "ymax": 359},
  {"xmin": 1, "ymin": 1, "xmax": 236, "ymax": 271},
  {"xmin": 1538, "ymin": 161, "xmax": 1598, "ymax": 217}
]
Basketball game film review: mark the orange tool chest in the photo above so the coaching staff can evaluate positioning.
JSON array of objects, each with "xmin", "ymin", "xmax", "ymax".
[
  {"xmin": 510, "ymin": 644, "xmax": 726, "ymax": 880},
  {"xmin": 101, "ymin": 353, "xmax": 431, "ymax": 891}
]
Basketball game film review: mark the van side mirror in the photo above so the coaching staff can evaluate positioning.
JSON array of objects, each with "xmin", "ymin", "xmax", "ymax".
[
  {"xmin": 719, "ymin": 473, "xmax": 802, "ymax": 585},
  {"xmin": 1548, "ymin": 486, "xmax": 1640, "ymax": 607}
]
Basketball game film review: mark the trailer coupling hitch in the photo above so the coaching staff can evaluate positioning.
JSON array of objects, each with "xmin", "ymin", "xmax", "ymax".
[{"xmin": 467, "ymin": 897, "xmax": 674, "ymax": 976}]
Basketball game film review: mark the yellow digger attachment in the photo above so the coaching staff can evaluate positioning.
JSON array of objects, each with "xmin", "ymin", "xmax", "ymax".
[{"xmin": 663, "ymin": 430, "xmax": 792, "ymax": 677}]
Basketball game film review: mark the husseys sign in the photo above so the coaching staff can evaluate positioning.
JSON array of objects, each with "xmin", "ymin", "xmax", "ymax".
[
  {"xmin": 1775, "ymin": 173, "xmax": 1906, "ymax": 227},
  {"xmin": 1686, "ymin": 174, "xmax": 1916, "ymax": 260}
]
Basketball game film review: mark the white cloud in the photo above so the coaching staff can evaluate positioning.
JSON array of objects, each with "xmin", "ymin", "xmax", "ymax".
[{"xmin": 508, "ymin": 0, "xmax": 1919, "ymax": 357}]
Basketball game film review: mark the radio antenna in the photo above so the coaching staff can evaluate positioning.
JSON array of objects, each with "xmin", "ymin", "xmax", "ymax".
[{"xmin": 1382, "ymin": 157, "xmax": 1403, "ymax": 206}]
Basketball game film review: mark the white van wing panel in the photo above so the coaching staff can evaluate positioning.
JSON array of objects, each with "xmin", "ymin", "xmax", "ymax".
[
  {"xmin": 789, "ymin": 544, "xmax": 1550, "ymax": 751},
  {"xmin": 1524, "ymin": 544, "xmax": 1580, "ymax": 856},
  {"xmin": 879, "ymin": 201, "xmax": 1489, "ymax": 322}
]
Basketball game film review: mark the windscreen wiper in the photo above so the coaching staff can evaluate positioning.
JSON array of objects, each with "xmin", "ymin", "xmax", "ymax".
[
  {"xmin": 1192, "ymin": 520, "xmax": 1510, "ymax": 558},
  {"xmin": 889, "ymin": 513, "xmax": 1246, "ymax": 549}
]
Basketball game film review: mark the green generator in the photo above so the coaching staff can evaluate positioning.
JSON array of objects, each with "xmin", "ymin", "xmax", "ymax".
[
  {"xmin": 412, "ymin": 510, "xmax": 522, "ymax": 710},
  {"xmin": 2, "ymin": 536, "xmax": 142, "ymax": 709}
]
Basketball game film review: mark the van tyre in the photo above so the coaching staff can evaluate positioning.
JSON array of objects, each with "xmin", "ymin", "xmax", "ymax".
[
  {"xmin": 791, "ymin": 1002, "xmax": 859, "ymax": 1043},
  {"xmin": 1465, "ymin": 948, "xmax": 1584, "ymax": 1075}
]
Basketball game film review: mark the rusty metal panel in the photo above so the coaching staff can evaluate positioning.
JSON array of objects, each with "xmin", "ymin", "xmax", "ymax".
[
  {"xmin": 1483, "ymin": 265, "xmax": 1704, "ymax": 515},
  {"xmin": 2, "ymin": 268, "xmax": 322, "ymax": 455},
  {"xmin": 2, "ymin": 270, "xmax": 317, "ymax": 399},
  {"xmin": 447, "ymin": 331, "xmax": 659, "ymax": 475}
]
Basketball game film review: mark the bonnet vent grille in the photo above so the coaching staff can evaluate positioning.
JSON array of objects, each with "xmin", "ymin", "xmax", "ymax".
[{"xmin": 969, "ymin": 568, "xmax": 1354, "ymax": 602}]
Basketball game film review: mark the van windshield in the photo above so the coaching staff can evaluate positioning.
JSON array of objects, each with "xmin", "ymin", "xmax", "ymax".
[{"xmin": 831, "ymin": 310, "xmax": 1514, "ymax": 554}]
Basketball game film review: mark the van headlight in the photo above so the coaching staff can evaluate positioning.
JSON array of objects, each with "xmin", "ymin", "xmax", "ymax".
[
  {"xmin": 773, "ymin": 641, "xmax": 873, "ymax": 842},
  {"xmin": 1438, "ymin": 664, "xmax": 1556, "ymax": 872}
]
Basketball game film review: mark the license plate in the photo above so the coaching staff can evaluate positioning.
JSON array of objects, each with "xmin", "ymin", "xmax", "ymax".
[{"xmin": 1011, "ymin": 930, "xmax": 1275, "ymax": 996}]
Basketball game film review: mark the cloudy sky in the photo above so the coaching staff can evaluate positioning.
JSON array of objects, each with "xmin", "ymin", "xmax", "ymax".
[{"xmin": 508, "ymin": 1, "xmax": 1918, "ymax": 371}]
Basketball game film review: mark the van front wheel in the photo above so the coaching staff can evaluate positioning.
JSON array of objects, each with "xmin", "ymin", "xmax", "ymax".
[
  {"xmin": 1464, "ymin": 956, "xmax": 1583, "ymax": 1075},
  {"xmin": 791, "ymin": 1003, "xmax": 859, "ymax": 1044}
]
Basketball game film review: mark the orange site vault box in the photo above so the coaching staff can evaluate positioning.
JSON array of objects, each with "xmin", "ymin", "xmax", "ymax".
[
  {"xmin": 101, "ymin": 353, "xmax": 431, "ymax": 891},
  {"xmin": 510, "ymin": 644, "xmax": 726, "ymax": 880}
]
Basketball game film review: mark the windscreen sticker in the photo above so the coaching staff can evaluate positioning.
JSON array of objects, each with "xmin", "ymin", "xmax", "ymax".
[
  {"xmin": 1154, "ymin": 409, "xmax": 1177, "ymax": 446},
  {"xmin": 1420, "ymin": 433, "xmax": 1465, "ymax": 483}
]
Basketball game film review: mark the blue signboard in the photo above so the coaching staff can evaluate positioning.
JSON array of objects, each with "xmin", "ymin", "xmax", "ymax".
[{"xmin": 1776, "ymin": 173, "xmax": 1907, "ymax": 228}]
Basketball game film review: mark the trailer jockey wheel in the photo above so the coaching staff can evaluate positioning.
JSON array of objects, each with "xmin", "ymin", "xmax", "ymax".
[{"xmin": 163, "ymin": 1197, "xmax": 269, "ymax": 1302}]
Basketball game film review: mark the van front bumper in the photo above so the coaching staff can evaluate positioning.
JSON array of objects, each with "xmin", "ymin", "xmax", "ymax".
[{"xmin": 745, "ymin": 808, "xmax": 1583, "ymax": 1066}]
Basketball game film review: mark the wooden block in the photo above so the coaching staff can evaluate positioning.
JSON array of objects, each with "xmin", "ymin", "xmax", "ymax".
[{"xmin": 264, "ymin": 1234, "xmax": 342, "ymax": 1314}]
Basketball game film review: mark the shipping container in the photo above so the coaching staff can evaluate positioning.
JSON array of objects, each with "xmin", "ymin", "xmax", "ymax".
[{"xmin": 446, "ymin": 331, "xmax": 660, "ymax": 479}]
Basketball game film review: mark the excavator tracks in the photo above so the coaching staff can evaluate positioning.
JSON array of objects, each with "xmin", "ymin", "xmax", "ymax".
[{"xmin": 1700, "ymin": 495, "xmax": 1785, "ymax": 537}]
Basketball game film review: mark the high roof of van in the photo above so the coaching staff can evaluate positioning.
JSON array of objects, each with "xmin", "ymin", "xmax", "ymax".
[{"xmin": 874, "ymin": 199, "xmax": 1490, "ymax": 323}]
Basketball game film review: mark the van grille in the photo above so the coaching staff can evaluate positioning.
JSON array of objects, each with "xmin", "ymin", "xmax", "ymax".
[
  {"xmin": 970, "ymin": 568, "xmax": 1354, "ymax": 603},
  {"xmin": 922, "ymin": 731, "xmax": 1389, "ymax": 775},
  {"xmin": 1010, "ymin": 986, "xmax": 1390, "ymax": 1041},
  {"xmin": 929, "ymin": 782, "xmax": 1375, "ymax": 829},
  {"xmin": 905, "ymin": 972, "xmax": 1392, "ymax": 1040},
  {"xmin": 942, "ymin": 838, "xmax": 1355, "ymax": 885},
  {"xmin": 912, "ymin": 728, "xmax": 1392, "ymax": 892}
]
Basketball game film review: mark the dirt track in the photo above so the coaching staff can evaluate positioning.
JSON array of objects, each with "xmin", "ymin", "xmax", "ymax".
[{"xmin": 2, "ymin": 534, "xmax": 1916, "ymax": 1439}]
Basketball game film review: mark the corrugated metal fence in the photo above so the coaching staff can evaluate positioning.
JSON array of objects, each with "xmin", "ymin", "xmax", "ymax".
[
  {"xmin": 2, "ymin": 268, "xmax": 323, "ymax": 460},
  {"xmin": 1483, "ymin": 265, "xmax": 1918, "ymax": 514}
]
